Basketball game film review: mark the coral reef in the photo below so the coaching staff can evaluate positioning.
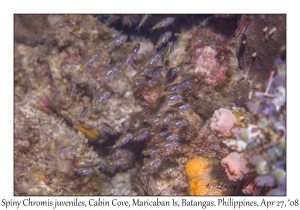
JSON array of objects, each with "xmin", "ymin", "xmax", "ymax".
[{"xmin": 14, "ymin": 14, "xmax": 286, "ymax": 196}]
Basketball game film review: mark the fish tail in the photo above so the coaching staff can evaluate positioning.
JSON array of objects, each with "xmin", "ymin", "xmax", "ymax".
[
  {"xmin": 147, "ymin": 27, "xmax": 154, "ymax": 34},
  {"xmin": 135, "ymin": 25, "xmax": 141, "ymax": 32},
  {"xmin": 163, "ymin": 59, "xmax": 167, "ymax": 69},
  {"xmin": 106, "ymin": 146, "xmax": 116, "ymax": 153}
]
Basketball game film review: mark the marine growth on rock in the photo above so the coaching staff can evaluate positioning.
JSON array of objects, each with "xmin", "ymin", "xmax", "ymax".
[{"xmin": 14, "ymin": 14, "xmax": 286, "ymax": 196}]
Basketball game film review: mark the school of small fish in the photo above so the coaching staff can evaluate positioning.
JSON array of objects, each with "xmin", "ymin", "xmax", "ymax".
[{"xmin": 61, "ymin": 15, "xmax": 193, "ymax": 186}]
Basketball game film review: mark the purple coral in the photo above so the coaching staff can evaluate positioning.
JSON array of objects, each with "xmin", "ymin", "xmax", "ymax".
[
  {"xmin": 221, "ymin": 152, "xmax": 249, "ymax": 181},
  {"xmin": 210, "ymin": 108, "xmax": 238, "ymax": 137}
]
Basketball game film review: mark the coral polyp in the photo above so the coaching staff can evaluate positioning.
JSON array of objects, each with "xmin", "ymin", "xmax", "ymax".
[{"xmin": 14, "ymin": 14, "xmax": 286, "ymax": 196}]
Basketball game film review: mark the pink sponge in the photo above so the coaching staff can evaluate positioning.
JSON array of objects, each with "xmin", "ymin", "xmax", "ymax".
[
  {"xmin": 210, "ymin": 108, "xmax": 238, "ymax": 137},
  {"xmin": 221, "ymin": 152, "xmax": 249, "ymax": 181}
]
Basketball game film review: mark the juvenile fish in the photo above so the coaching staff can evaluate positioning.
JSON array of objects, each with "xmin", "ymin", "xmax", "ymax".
[
  {"xmin": 169, "ymin": 118, "xmax": 189, "ymax": 127},
  {"xmin": 144, "ymin": 115, "xmax": 161, "ymax": 125},
  {"xmin": 155, "ymin": 113, "xmax": 175, "ymax": 127},
  {"xmin": 66, "ymin": 83, "xmax": 76, "ymax": 100},
  {"xmin": 77, "ymin": 106, "xmax": 88, "ymax": 119},
  {"xmin": 121, "ymin": 121, "xmax": 129, "ymax": 133},
  {"xmin": 93, "ymin": 90, "xmax": 113, "ymax": 109},
  {"xmin": 164, "ymin": 67, "xmax": 180, "ymax": 85},
  {"xmin": 147, "ymin": 66, "xmax": 164, "ymax": 78},
  {"xmin": 126, "ymin": 75, "xmax": 152, "ymax": 88},
  {"xmin": 79, "ymin": 52, "xmax": 100, "ymax": 72},
  {"xmin": 162, "ymin": 80, "xmax": 189, "ymax": 93},
  {"xmin": 155, "ymin": 32, "xmax": 172, "ymax": 51},
  {"xmin": 97, "ymin": 63, "xmax": 121, "ymax": 77},
  {"xmin": 180, "ymin": 80, "xmax": 190, "ymax": 90},
  {"xmin": 133, "ymin": 129, "xmax": 150, "ymax": 141},
  {"xmin": 151, "ymin": 127, "xmax": 170, "ymax": 139},
  {"xmin": 142, "ymin": 157, "xmax": 162, "ymax": 170},
  {"xmin": 165, "ymin": 133, "xmax": 181, "ymax": 141},
  {"xmin": 101, "ymin": 34, "xmax": 128, "ymax": 51},
  {"xmin": 140, "ymin": 52, "xmax": 164, "ymax": 71},
  {"xmin": 119, "ymin": 56, "xmax": 133, "ymax": 73},
  {"xmin": 148, "ymin": 17, "xmax": 175, "ymax": 34},
  {"xmin": 162, "ymin": 41, "xmax": 174, "ymax": 65},
  {"xmin": 142, "ymin": 147, "xmax": 159, "ymax": 156},
  {"xmin": 155, "ymin": 140, "xmax": 179, "ymax": 148},
  {"xmin": 165, "ymin": 93, "xmax": 183, "ymax": 101},
  {"xmin": 130, "ymin": 43, "xmax": 141, "ymax": 57},
  {"xmin": 107, "ymin": 133, "xmax": 134, "ymax": 151},
  {"xmin": 169, "ymin": 102, "xmax": 193, "ymax": 111},
  {"xmin": 109, "ymin": 157, "xmax": 125, "ymax": 166},
  {"xmin": 119, "ymin": 43, "xmax": 141, "ymax": 73},
  {"xmin": 100, "ymin": 122, "xmax": 117, "ymax": 136},
  {"xmin": 74, "ymin": 167, "xmax": 94, "ymax": 175},
  {"xmin": 135, "ymin": 15, "xmax": 151, "ymax": 32},
  {"xmin": 161, "ymin": 82, "xmax": 181, "ymax": 93},
  {"xmin": 55, "ymin": 145, "xmax": 74, "ymax": 155}
]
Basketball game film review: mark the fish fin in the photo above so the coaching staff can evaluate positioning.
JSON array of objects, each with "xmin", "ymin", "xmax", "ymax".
[
  {"xmin": 147, "ymin": 27, "xmax": 154, "ymax": 34},
  {"xmin": 106, "ymin": 146, "xmax": 116, "ymax": 153},
  {"xmin": 135, "ymin": 25, "xmax": 141, "ymax": 32}
]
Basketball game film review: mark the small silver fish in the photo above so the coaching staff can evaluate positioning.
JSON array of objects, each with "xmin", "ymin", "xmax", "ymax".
[
  {"xmin": 109, "ymin": 157, "xmax": 125, "ymax": 166},
  {"xmin": 107, "ymin": 133, "xmax": 134, "ymax": 151},
  {"xmin": 155, "ymin": 113, "xmax": 174, "ymax": 127},
  {"xmin": 126, "ymin": 75, "xmax": 152, "ymax": 88},
  {"xmin": 142, "ymin": 157, "xmax": 162, "ymax": 170},
  {"xmin": 165, "ymin": 133, "xmax": 181, "ymax": 141},
  {"xmin": 169, "ymin": 102, "xmax": 193, "ymax": 111},
  {"xmin": 162, "ymin": 41, "xmax": 174, "ymax": 65},
  {"xmin": 130, "ymin": 43, "xmax": 141, "ymax": 57},
  {"xmin": 165, "ymin": 93, "xmax": 183, "ymax": 101},
  {"xmin": 144, "ymin": 115, "xmax": 161, "ymax": 125},
  {"xmin": 100, "ymin": 122, "xmax": 117, "ymax": 136},
  {"xmin": 77, "ymin": 106, "xmax": 88, "ymax": 119},
  {"xmin": 93, "ymin": 90, "xmax": 113, "ymax": 109},
  {"xmin": 101, "ymin": 34, "xmax": 128, "ymax": 51},
  {"xmin": 169, "ymin": 118, "xmax": 189, "ymax": 127},
  {"xmin": 180, "ymin": 80, "xmax": 190, "ymax": 90},
  {"xmin": 140, "ymin": 52, "xmax": 164, "ymax": 71},
  {"xmin": 165, "ymin": 67, "xmax": 180, "ymax": 85},
  {"xmin": 55, "ymin": 145, "xmax": 74, "ymax": 155},
  {"xmin": 142, "ymin": 148, "xmax": 159, "ymax": 156},
  {"xmin": 148, "ymin": 17, "xmax": 175, "ymax": 34},
  {"xmin": 133, "ymin": 129, "xmax": 150, "ymax": 141},
  {"xmin": 155, "ymin": 32, "xmax": 172, "ymax": 50},
  {"xmin": 67, "ymin": 83, "xmax": 76, "ymax": 101},
  {"xmin": 147, "ymin": 66, "xmax": 164, "ymax": 78},
  {"xmin": 74, "ymin": 167, "xmax": 94, "ymax": 175},
  {"xmin": 156, "ymin": 140, "xmax": 179, "ymax": 148},
  {"xmin": 135, "ymin": 15, "xmax": 151, "ymax": 32},
  {"xmin": 97, "ymin": 63, "xmax": 121, "ymax": 77},
  {"xmin": 79, "ymin": 52, "xmax": 100, "ymax": 72},
  {"xmin": 151, "ymin": 127, "xmax": 170, "ymax": 139},
  {"xmin": 161, "ymin": 83, "xmax": 181, "ymax": 93}
]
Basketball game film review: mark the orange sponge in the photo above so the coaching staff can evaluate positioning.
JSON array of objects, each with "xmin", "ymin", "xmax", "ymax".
[
  {"xmin": 185, "ymin": 157, "xmax": 212, "ymax": 181},
  {"xmin": 74, "ymin": 124, "xmax": 100, "ymax": 140}
]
